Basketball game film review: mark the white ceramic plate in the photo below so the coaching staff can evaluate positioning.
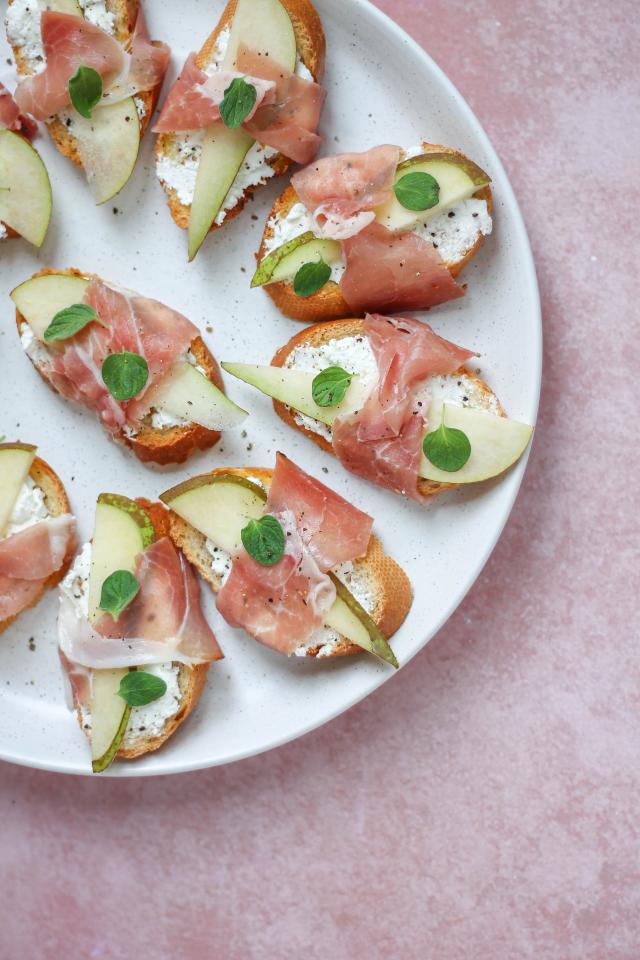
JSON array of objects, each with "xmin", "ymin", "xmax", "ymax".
[{"xmin": 0, "ymin": 0, "xmax": 541, "ymax": 776}]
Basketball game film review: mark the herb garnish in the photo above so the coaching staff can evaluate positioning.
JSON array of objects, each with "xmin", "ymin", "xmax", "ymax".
[
  {"xmin": 311, "ymin": 366, "xmax": 353, "ymax": 407},
  {"xmin": 394, "ymin": 171, "xmax": 440, "ymax": 211},
  {"xmin": 44, "ymin": 303, "xmax": 104, "ymax": 343},
  {"xmin": 68, "ymin": 65, "xmax": 103, "ymax": 119},
  {"xmin": 422, "ymin": 408, "xmax": 471, "ymax": 472},
  {"xmin": 220, "ymin": 77, "xmax": 257, "ymax": 128},
  {"xmin": 98, "ymin": 570, "xmax": 140, "ymax": 621},
  {"xmin": 241, "ymin": 515, "xmax": 285, "ymax": 566},
  {"xmin": 102, "ymin": 351, "xmax": 149, "ymax": 401},
  {"xmin": 293, "ymin": 259, "xmax": 332, "ymax": 298},
  {"xmin": 117, "ymin": 671, "xmax": 167, "ymax": 707}
]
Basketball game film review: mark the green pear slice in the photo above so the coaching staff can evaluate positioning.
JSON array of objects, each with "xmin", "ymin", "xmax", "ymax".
[
  {"xmin": 87, "ymin": 494, "xmax": 155, "ymax": 623},
  {"xmin": 142, "ymin": 362, "xmax": 248, "ymax": 431},
  {"xmin": 161, "ymin": 473, "xmax": 398, "ymax": 664},
  {"xmin": 221, "ymin": 363, "xmax": 372, "ymax": 425},
  {"xmin": 61, "ymin": 98, "xmax": 141, "ymax": 205},
  {"xmin": 11, "ymin": 273, "xmax": 90, "ymax": 341},
  {"xmin": 0, "ymin": 442, "xmax": 37, "ymax": 538},
  {"xmin": 419, "ymin": 401, "xmax": 533, "ymax": 483},
  {"xmin": 90, "ymin": 668, "xmax": 131, "ymax": 773},
  {"xmin": 222, "ymin": 0, "xmax": 297, "ymax": 71},
  {"xmin": 187, "ymin": 125, "xmax": 254, "ymax": 261},
  {"xmin": 52, "ymin": 0, "xmax": 83, "ymax": 13},
  {"xmin": 376, "ymin": 152, "xmax": 491, "ymax": 233},
  {"xmin": 0, "ymin": 130, "xmax": 52, "ymax": 247},
  {"xmin": 252, "ymin": 233, "xmax": 342, "ymax": 288}
]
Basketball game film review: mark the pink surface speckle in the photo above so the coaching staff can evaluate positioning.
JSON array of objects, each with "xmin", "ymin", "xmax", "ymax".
[{"xmin": 2, "ymin": 2, "xmax": 640, "ymax": 957}]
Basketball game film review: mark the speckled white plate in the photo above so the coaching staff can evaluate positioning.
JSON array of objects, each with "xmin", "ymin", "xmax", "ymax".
[{"xmin": 0, "ymin": 0, "xmax": 541, "ymax": 776}]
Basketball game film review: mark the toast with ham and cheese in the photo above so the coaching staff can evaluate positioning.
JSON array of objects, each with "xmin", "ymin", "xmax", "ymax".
[
  {"xmin": 254, "ymin": 142, "xmax": 493, "ymax": 322},
  {"xmin": 154, "ymin": 0, "xmax": 326, "ymax": 245},
  {"xmin": 0, "ymin": 449, "xmax": 76, "ymax": 634},
  {"xmin": 13, "ymin": 268, "xmax": 246, "ymax": 466},
  {"xmin": 60, "ymin": 499, "xmax": 220, "ymax": 765}
]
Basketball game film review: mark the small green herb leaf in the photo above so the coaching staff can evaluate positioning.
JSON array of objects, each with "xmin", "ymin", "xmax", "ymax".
[
  {"xmin": 68, "ymin": 65, "xmax": 103, "ymax": 119},
  {"xmin": 99, "ymin": 570, "xmax": 139, "ymax": 621},
  {"xmin": 311, "ymin": 366, "xmax": 353, "ymax": 407},
  {"xmin": 43, "ymin": 303, "xmax": 103, "ymax": 342},
  {"xmin": 220, "ymin": 77, "xmax": 257, "ymax": 129},
  {"xmin": 293, "ymin": 259, "xmax": 331, "ymax": 298},
  {"xmin": 241, "ymin": 515, "xmax": 285, "ymax": 566},
  {"xmin": 102, "ymin": 351, "xmax": 149, "ymax": 401},
  {"xmin": 117, "ymin": 670, "xmax": 167, "ymax": 707},
  {"xmin": 422, "ymin": 409, "xmax": 471, "ymax": 472},
  {"xmin": 394, "ymin": 171, "xmax": 440, "ymax": 211}
]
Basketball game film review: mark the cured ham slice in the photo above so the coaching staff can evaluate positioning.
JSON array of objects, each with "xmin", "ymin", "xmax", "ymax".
[
  {"xmin": 0, "ymin": 82, "xmax": 37, "ymax": 139},
  {"xmin": 58, "ymin": 537, "xmax": 223, "ymax": 669},
  {"xmin": 127, "ymin": 10, "xmax": 171, "ymax": 96},
  {"xmin": 332, "ymin": 314, "xmax": 477, "ymax": 500},
  {"xmin": 266, "ymin": 453, "xmax": 372, "ymax": 570},
  {"xmin": 46, "ymin": 279, "xmax": 199, "ymax": 435},
  {"xmin": 14, "ymin": 12, "xmax": 126, "ymax": 121},
  {"xmin": 291, "ymin": 145, "xmax": 401, "ymax": 239},
  {"xmin": 153, "ymin": 53, "xmax": 275, "ymax": 132},
  {"xmin": 0, "ymin": 515, "xmax": 76, "ymax": 621},
  {"xmin": 339, "ymin": 222, "xmax": 465, "ymax": 314},
  {"xmin": 217, "ymin": 509, "xmax": 336, "ymax": 655}
]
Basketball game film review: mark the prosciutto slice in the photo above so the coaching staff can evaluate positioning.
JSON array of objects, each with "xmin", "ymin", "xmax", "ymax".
[
  {"xmin": 46, "ymin": 279, "xmax": 199, "ymax": 435},
  {"xmin": 340, "ymin": 222, "xmax": 465, "ymax": 314},
  {"xmin": 291, "ymin": 145, "xmax": 401, "ymax": 240},
  {"xmin": 332, "ymin": 314, "xmax": 477, "ymax": 500},
  {"xmin": 0, "ymin": 515, "xmax": 75, "ymax": 621},
  {"xmin": 0, "ymin": 82, "xmax": 37, "ymax": 139},
  {"xmin": 58, "ymin": 537, "xmax": 223, "ymax": 670}
]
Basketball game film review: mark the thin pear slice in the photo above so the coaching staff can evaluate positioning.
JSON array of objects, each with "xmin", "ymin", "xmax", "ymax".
[
  {"xmin": 143, "ymin": 362, "xmax": 248, "ymax": 432},
  {"xmin": 222, "ymin": 0, "xmax": 297, "ymax": 70},
  {"xmin": 90, "ymin": 668, "xmax": 130, "ymax": 773},
  {"xmin": 419, "ymin": 402, "xmax": 533, "ymax": 484},
  {"xmin": 222, "ymin": 362, "xmax": 372, "ymax": 425},
  {"xmin": 188, "ymin": 125, "xmax": 254, "ymax": 261},
  {"xmin": 252, "ymin": 233, "xmax": 342, "ymax": 287},
  {"xmin": 87, "ymin": 494, "xmax": 155, "ymax": 623},
  {"xmin": 0, "ymin": 443, "xmax": 37, "ymax": 538},
  {"xmin": 11, "ymin": 273, "xmax": 90, "ymax": 341},
  {"xmin": 326, "ymin": 575, "xmax": 398, "ymax": 668},
  {"xmin": 62, "ymin": 98, "xmax": 141, "ymax": 204},
  {"xmin": 0, "ymin": 130, "xmax": 52, "ymax": 246}
]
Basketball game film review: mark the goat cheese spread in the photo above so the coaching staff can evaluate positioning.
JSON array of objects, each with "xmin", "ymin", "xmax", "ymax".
[
  {"xmin": 5, "ymin": 475, "xmax": 50, "ymax": 536},
  {"xmin": 79, "ymin": 0, "xmax": 115, "ymax": 35}
]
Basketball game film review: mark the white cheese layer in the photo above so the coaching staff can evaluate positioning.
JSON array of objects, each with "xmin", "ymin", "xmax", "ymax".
[
  {"xmin": 0, "ymin": 222, "xmax": 8, "ymax": 240},
  {"xmin": 79, "ymin": 0, "xmax": 115, "ymax": 34},
  {"xmin": 5, "ymin": 475, "xmax": 50, "ymax": 536},
  {"xmin": 61, "ymin": 543, "xmax": 183, "ymax": 745},
  {"xmin": 6, "ymin": 0, "xmax": 116, "ymax": 74}
]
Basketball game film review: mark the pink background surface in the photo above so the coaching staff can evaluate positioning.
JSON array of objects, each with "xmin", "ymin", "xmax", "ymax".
[{"xmin": 2, "ymin": 1, "xmax": 639, "ymax": 957}]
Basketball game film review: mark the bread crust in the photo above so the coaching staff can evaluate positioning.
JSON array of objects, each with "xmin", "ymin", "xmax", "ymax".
[
  {"xmin": 270, "ymin": 318, "xmax": 506, "ymax": 499},
  {"xmin": 155, "ymin": 0, "xmax": 326, "ymax": 233},
  {"xmin": 15, "ymin": 268, "xmax": 226, "ymax": 465},
  {"xmin": 166, "ymin": 466, "xmax": 412, "ymax": 659},
  {"xmin": 257, "ymin": 142, "xmax": 494, "ymax": 322},
  {"xmin": 0, "ymin": 456, "xmax": 76, "ymax": 635}
]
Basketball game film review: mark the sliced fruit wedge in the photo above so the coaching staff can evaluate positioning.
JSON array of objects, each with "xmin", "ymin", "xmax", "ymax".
[
  {"xmin": 142, "ymin": 361, "xmax": 248, "ymax": 432},
  {"xmin": 376, "ymin": 151, "xmax": 491, "ymax": 233},
  {"xmin": 87, "ymin": 494, "xmax": 155, "ymax": 623},
  {"xmin": 251, "ymin": 233, "xmax": 342, "ymax": 288},
  {"xmin": 222, "ymin": 0, "xmax": 297, "ymax": 70},
  {"xmin": 11, "ymin": 273, "xmax": 90, "ymax": 340},
  {"xmin": 0, "ymin": 130, "xmax": 52, "ymax": 247},
  {"xmin": 62, "ymin": 98, "xmax": 141, "ymax": 204},
  {"xmin": 161, "ymin": 472, "xmax": 398, "ymax": 666},
  {"xmin": 90, "ymin": 668, "xmax": 131, "ymax": 774},
  {"xmin": 0, "ymin": 442, "xmax": 37, "ymax": 538},
  {"xmin": 420, "ymin": 401, "xmax": 533, "ymax": 484},
  {"xmin": 222, "ymin": 362, "xmax": 372, "ymax": 425},
  {"xmin": 52, "ymin": 0, "xmax": 83, "ymax": 13}
]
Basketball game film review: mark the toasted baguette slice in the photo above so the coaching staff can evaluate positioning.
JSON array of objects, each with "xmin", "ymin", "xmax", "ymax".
[
  {"xmin": 257, "ymin": 142, "xmax": 494, "ymax": 322},
  {"xmin": 74, "ymin": 499, "xmax": 210, "ymax": 761},
  {"xmin": 7, "ymin": 0, "xmax": 163, "ymax": 172},
  {"xmin": 0, "ymin": 455, "xmax": 75, "ymax": 635},
  {"xmin": 166, "ymin": 467, "xmax": 412, "ymax": 659},
  {"xmin": 271, "ymin": 318, "xmax": 506, "ymax": 499},
  {"xmin": 155, "ymin": 0, "xmax": 326, "ymax": 233},
  {"xmin": 15, "ymin": 268, "xmax": 227, "ymax": 465}
]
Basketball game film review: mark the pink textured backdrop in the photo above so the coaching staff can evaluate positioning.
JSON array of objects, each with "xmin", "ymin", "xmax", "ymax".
[{"xmin": 2, "ymin": 2, "xmax": 639, "ymax": 957}]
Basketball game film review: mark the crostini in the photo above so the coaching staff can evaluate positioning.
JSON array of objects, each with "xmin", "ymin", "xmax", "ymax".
[
  {"xmin": 6, "ymin": 0, "xmax": 170, "ymax": 203},
  {"xmin": 223, "ymin": 315, "xmax": 533, "ymax": 500},
  {"xmin": 58, "ymin": 494, "xmax": 222, "ymax": 772},
  {"xmin": 0, "ymin": 82, "xmax": 51, "ymax": 246},
  {"xmin": 161, "ymin": 453, "xmax": 412, "ymax": 666},
  {"xmin": 11, "ymin": 268, "xmax": 247, "ymax": 465},
  {"xmin": 251, "ymin": 142, "xmax": 493, "ymax": 321},
  {"xmin": 0, "ymin": 442, "xmax": 76, "ymax": 634},
  {"xmin": 154, "ymin": 0, "xmax": 326, "ymax": 260}
]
